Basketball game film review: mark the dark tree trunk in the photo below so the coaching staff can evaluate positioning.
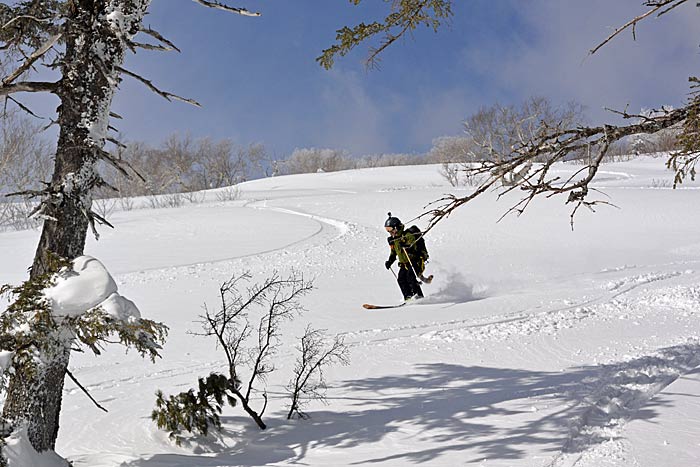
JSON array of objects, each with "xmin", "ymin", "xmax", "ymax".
[{"xmin": 2, "ymin": 0, "xmax": 151, "ymax": 454}]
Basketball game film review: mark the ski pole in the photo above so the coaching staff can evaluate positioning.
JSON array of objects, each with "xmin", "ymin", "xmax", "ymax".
[
  {"xmin": 389, "ymin": 265, "xmax": 398, "ymax": 280},
  {"xmin": 402, "ymin": 246, "xmax": 432, "ymax": 284}
]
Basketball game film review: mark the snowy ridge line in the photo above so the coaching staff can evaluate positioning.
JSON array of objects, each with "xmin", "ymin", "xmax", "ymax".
[
  {"xmin": 343, "ymin": 313, "xmax": 534, "ymax": 347},
  {"xmin": 598, "ymin": 264, "xmax": 639, "ymax": 274},
  {"xmin": 595, "ymin": 259, "xmax": 700, "ymax": 277},
  {"xmin": 548, "ymin": 340, "xmax": 700, "ymax": 467},
  {"xmin": 339, "ymin": 293, "xmax": 559, "ymax": 344},
  {"xmin": 342, "ymin": 298, "xmax": 591, "ymax": 346},
  {"xmin": 343, "ymin": 301, "xmax": 597, "ymax": 347},
  {"xmin": 420, "ymin": 307, "xmax": 596, "ymax": 343}
]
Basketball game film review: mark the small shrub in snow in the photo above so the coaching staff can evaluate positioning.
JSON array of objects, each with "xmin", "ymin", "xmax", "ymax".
[
  {"xmin": 215, "ymin": 186, "xmax": 240, "ymax": 202},
  {"xmin": 0, "ymin": 201, "xmax": 42, "ymax": 232},
  {"xmin": 92, "ymin": 197, "xmax": 117, "ymax": 220},
  {"xmin": 182, "ymin": 191, "xmax": 205, "ymax": 204},
  {"xmin": 152, "ymin": 271, "xmax": 348, "ymax": 442},
  {"xmin": 146, "ymin": 193, "xmax": 183, "ymax": 209},
  {"xmin": 152, "ymin": 373, "xmax": 234, "ymax": 446},
  {"xmin": 286, "ymin": 326, "xmax": 349, "ymax": 420},
  {"xmin": 118, "ymin": 196, "xmax": 135, "ymax": 212}
]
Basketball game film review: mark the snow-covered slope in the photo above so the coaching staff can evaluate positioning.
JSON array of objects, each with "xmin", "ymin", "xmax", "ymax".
[{"xmin": 1, "ymin": 156, "xmax": 699, "ymax": 466}]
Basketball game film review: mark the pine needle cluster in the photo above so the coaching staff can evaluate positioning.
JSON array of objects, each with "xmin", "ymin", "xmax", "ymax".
[{"xmin": 152, "ymin": 373, "xmax": 238, "ymax": 446}]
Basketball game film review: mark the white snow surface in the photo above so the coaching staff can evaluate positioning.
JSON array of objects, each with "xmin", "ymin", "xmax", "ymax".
[
  {"xmin": 3, "ymin": 424, "xmax": 68, "ymax": 467},
  {"xmin": 2, "ymin": 156, "xmax": 700, "ymax": 466},
  {"xmin": 43, "ymin": 255, "xmax": 140, "ymax": 320}
]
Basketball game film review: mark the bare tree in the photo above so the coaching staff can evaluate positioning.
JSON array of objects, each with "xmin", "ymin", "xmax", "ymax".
[
  {"xmin": 0, "ymin": 110, "xmax": 52, "ymax": 231},
  {"xmin": 424, "ymin": 103, "xmax": 694, "ymax": 232},
  {"xmin": 464, "ymin": 97, "xmax": 586, "ymax": 165},
  {"xmin": 426, "ymin": 135, "xmax": 473, "ymax": 164},
  {"xmin": 245, "ymin": 142, "xmax": 273, "ymax": 178},
  {"xmin": 97, "ymin": 135, "xmax": 261, "ymax": 201},
  {"xmin": 0, "ymin": 111, "xmax": 52, "ymax": 195},
  {"xmin": 428, "ymin": 136, "xmax": 477, "ymax": 187},
  {"xmin": 283, "ymin": 147, "xmax": 352, "ymax": 174},
  {"xmin": 429, "ymin": 98, "xmax": 585, "ymax": 188},
  {"xmin": 286, "ymin": 326, "xmax": 349, "ymax": 420},
  {"xmin": 0, "ymin": 0, "xmax": 259, "ymax": 458},
  {"xmin": 152, "ymin": 271, "xmax": 316, "ymax": 442}
]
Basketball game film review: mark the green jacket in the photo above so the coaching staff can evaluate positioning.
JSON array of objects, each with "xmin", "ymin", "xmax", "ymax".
[{"xmin": 387, "ymin": 227, "xmax": 425, "ymax": 271}]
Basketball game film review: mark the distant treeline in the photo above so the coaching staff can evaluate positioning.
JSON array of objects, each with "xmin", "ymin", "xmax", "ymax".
[{"xmin": 0, "ymin": 96, "xmax": 682, "ymax": 230}]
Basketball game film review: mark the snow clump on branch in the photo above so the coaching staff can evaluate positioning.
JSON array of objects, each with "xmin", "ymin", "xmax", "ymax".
[{"xmin": 43, "ymin": 256, "xmax": 140, "ymax": 321}]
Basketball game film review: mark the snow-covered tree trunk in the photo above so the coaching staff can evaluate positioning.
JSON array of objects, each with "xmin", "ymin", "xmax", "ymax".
[{"xmin": 2, "ymin": 0, "xmax": 151, "ymax": 454}]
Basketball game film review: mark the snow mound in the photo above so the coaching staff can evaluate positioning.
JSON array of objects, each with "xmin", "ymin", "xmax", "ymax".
[
  {"xmin": 43, "ymin": 256, "xmax": 140, "ymax": 320},
  {"xmin": 3, "ymin": 424, "xmax": 68, "ymax": 467}
]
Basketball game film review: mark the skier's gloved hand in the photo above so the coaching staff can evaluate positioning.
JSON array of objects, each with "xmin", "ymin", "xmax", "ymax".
[{"xmin": 385, "ymin": 260, "xmax": 393, "ymax": 269}]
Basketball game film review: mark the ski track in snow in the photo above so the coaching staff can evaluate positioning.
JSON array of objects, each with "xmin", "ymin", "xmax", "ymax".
[
  {"xmin": 342, "ymin": 271, "xmax": 697, "ymax": 347},
  {"xmin": 604, "ymin": 271, "xmax": 687, "ymax": 292},
  {"xmin": 32, "ymin": 161, "xmax": 700, "ymax": 467},
  {"xmin": 64, "ymin": 359, "xmax": 228, "ymax": 395},
  {"xmin": 115, "ymin": 196, "xmax": 367, "ymax": 285},
  {"xmin": 548, "ymin": 339, "xmax": 700, "ymax": 467},
  {"xmin": 337, "ymin": 269, "xmax": 700, "ymax": 465}
]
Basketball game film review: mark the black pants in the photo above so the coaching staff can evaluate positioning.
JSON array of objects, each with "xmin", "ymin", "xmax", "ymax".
[{"xmin": 397, "ymin": 264, "xmax": 423, "ymax": 300}]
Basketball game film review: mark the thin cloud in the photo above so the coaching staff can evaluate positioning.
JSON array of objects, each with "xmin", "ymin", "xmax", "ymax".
[{"xmin": 317, "ymin": 69, "xmax": 392, "ymax": 155}]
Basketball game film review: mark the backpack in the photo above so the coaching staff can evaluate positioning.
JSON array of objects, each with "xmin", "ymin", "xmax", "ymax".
[{"xmin": 405, "ymin": 225, "xmax": 428, "ymax": 260}]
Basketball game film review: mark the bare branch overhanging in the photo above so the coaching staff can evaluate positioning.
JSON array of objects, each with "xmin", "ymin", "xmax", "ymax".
[
  {"xmin": 589, "ymin": 0, "xmax": 689, "ymax": 55},
  {"xmin": 192, "ymin": 0, "xmax": 261, "ymax": 17},
  {"xmin": 117, "ymin": 66, "xmax": 201, "ymax": 107},
  {"xmin": 422, "ymin": 100, "xmax": 695, "ymax": 234}
]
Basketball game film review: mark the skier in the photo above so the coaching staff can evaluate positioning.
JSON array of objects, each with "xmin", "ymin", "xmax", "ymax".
[{"xmin": 384, "ymin": 212, "xmax": 429, "ymax": 301}]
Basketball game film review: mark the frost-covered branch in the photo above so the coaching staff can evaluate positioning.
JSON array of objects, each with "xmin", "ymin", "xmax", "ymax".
[
  {"xmin": 117, "ymin": 66, "xmax": 201, "ymax": 107},
  {"xmin": 0, "ymin": 80, "xmax": 57, "ymax": 96},
  {"xmin": 0, "ymin": 255, "xmax": 167, "ymax": 449},
  {"xmin": 138, "ymin": 27, "xmax": 181, "ymax": 52},
  {"xmin": 192, "ymin": 0, "xmax": 261, "ymax": 17},
  {"xmin": 1, "ymin": 33, "xmax": 61, "ymax": 85}
]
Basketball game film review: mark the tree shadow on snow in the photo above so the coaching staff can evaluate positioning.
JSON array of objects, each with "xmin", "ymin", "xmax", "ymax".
[{"xmin": 121, "ymin": 342, "xmax": 700, "ymax": 467}]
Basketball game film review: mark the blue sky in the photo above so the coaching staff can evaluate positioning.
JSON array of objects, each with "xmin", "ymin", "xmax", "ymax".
[{"xmin": 102, "ymin": 1, "xmax": 698, "ymax": 157}]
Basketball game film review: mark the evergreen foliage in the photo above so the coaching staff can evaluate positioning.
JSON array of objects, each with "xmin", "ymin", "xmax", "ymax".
[
  {"xmin": 0, "ymin": 254, "xmax": 70, "ymax": 386},
  {"xmin": 317, "ymin": 0, "xmax": 453, "ymax": 69},
  {"xmin": 152, "ymin": 373, "xmax": 237, "ymax": 446},
  {"xmin": 0, "ymin": 254, "xmax": 168, "ymax": 431}
]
